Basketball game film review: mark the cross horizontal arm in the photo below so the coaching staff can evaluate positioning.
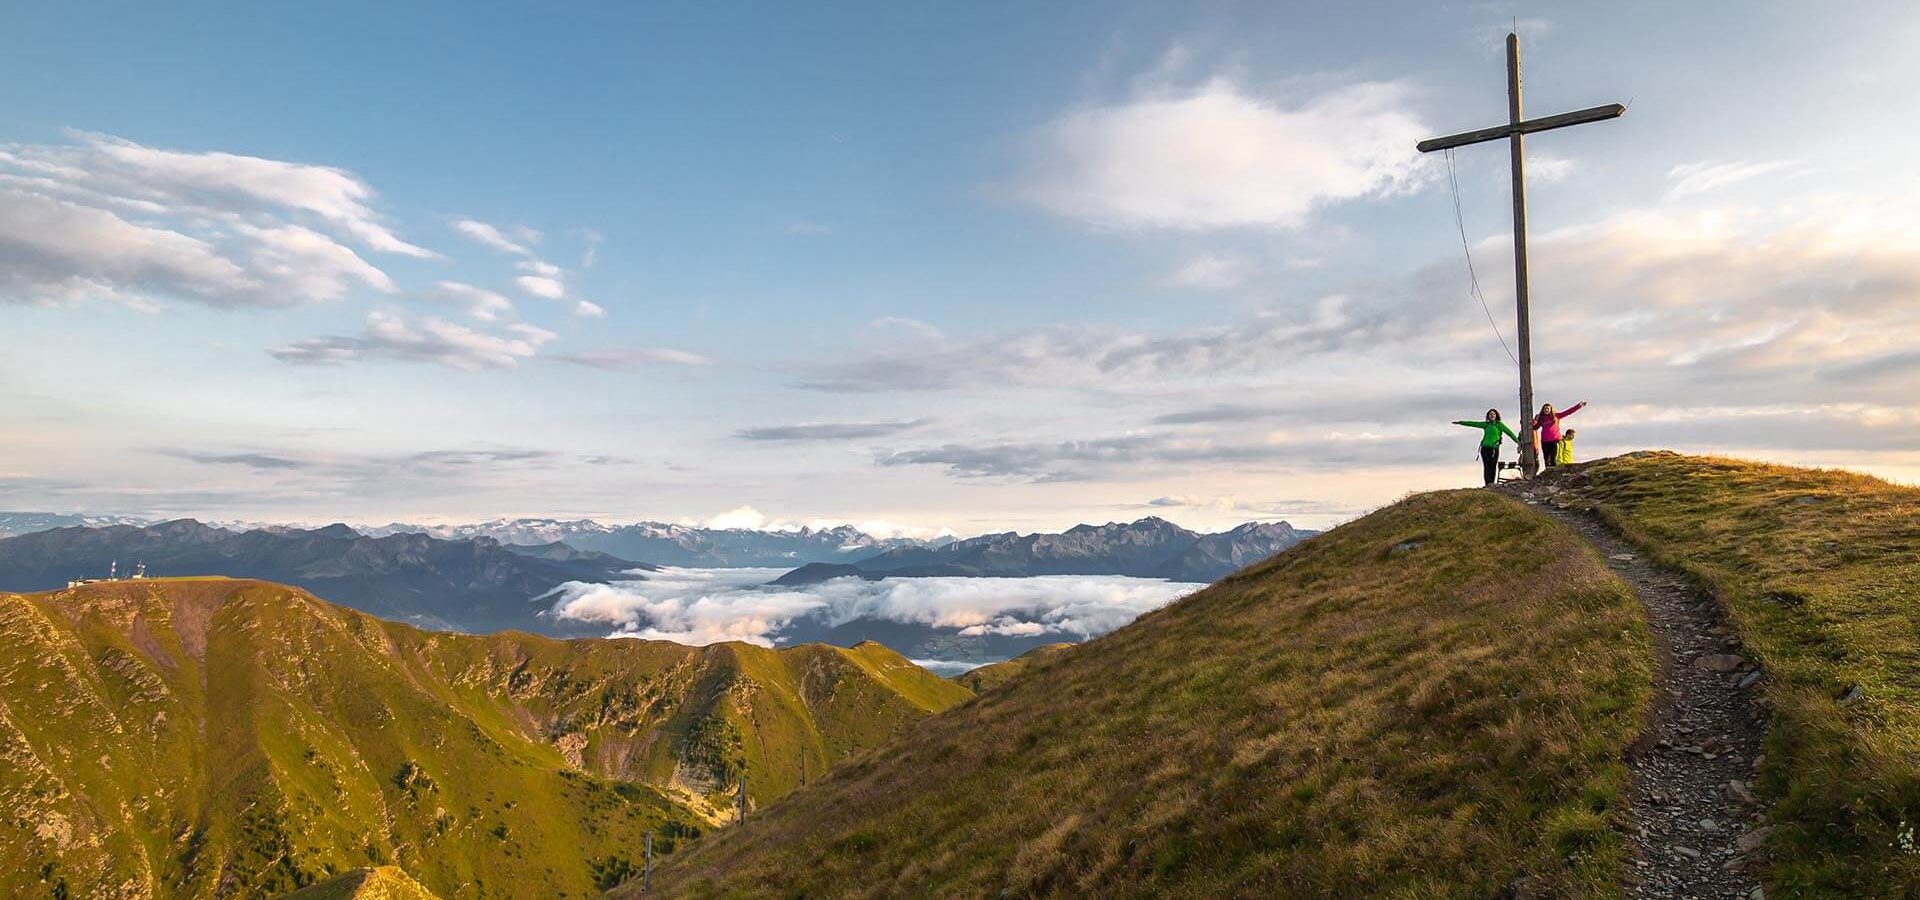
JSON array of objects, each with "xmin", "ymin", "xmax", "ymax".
[{"xmin": 1415, "ymin": 102, "xmax": 1625, "ymax": 153}]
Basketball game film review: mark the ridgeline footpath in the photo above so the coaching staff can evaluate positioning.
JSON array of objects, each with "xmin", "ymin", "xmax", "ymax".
[
  {"xmin": 1501, "ymin": 468, "xmax": 1768, "ymax": 899},
  {"xmin": 1529, "ymin": 453, "xmax": 1920, "ymax": 895}
]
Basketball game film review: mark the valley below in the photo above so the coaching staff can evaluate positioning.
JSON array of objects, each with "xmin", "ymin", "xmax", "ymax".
[{"xmin": 0, "ymin": 514, "xmax": 1298, "ymax": 669}]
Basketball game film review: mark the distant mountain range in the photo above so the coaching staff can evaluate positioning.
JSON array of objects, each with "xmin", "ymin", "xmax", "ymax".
[
  {"xmin": 0, "ymin": 512, "xmax": 1309, "ymax": 583},
  {"xmin": 359, "ymin": 518, "xmax": 947, "ymax": 567},
  {"xmin": 1, "ymin": 512, "xmax": 947, "ymax": 568},
  {"xmin": 0, "ymin": 513, "xmax": 1315, "ymax": 652},
  {"xmin": 0, "ymin": 511, "xmax": 155, "ymax": 537},
  {"xmin": 774, "ymin": 517, "xmax": 1314, "ymax": 585},
  {"xmin": 0, "ymin": 519, "xmax": 647, "ymax": 634}
]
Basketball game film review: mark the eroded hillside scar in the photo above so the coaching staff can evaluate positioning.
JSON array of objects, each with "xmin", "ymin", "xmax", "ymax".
[{"xmin": 1501, "ymin": 473, "xmax": 1771, "ymax": 900}]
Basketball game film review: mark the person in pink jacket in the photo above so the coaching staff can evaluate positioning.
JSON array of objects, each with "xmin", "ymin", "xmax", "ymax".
[{"xmin": 1532, "ymin": 401, "xmax": 1586, "ymax": 468}]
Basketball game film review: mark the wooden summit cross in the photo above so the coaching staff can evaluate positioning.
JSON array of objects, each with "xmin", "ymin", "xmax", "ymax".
[{"xmin": 1417, "ymin": 32, "xmax": 1623, "ymax": 474}]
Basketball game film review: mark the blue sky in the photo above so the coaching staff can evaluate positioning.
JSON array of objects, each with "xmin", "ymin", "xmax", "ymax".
[{"xmin": 4, "ymin": 1, "xmax": 1920, "ymax": 534}]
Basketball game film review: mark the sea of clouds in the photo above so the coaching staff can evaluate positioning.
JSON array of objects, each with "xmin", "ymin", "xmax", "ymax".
[{"xmin": 543, "ymin": 568, "xmax": 1203, "ymax": 647}]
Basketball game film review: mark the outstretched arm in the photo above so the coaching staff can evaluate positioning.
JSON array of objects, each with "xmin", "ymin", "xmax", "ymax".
[
  {"xmin": 1452, "ymin": 420, "xmax": 1488, "ymax": 428},
  {"xmin": 1497, "ymin": 421, "xmax": 1519, "ymax": 443},
  {"xmin": 1558, "ymin": 401, "xmax": 1587, "ymax": 419}
]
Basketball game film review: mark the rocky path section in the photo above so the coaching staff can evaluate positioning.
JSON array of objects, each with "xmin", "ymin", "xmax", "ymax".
[{"xmin": 1500, "ymin": 475, "xmax": 1771, "ymax": 900}]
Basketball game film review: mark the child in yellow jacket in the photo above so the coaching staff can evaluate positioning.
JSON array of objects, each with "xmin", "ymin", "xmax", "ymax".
[{"xmin": 1556, "ymin": 429, "xmax": 1577, "ymax": 466}]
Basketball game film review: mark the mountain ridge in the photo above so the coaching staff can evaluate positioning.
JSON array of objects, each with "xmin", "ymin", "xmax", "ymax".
[
  {"xmin": 360, "ymin": 518, "xmax": 946, "ymax": 569},
  {"xmin": 0, "ymin": 577, "xmax": 970, "ymax": 898},
  {"xmin": 777, "ymin": 516, "xmax": 1314, "ymax": 584},
  {"xmin": 0, "ymin": 519, "xmax": 651, "ymax": 635},
  {"xmin": 0, "ymin": 511, "xmax": 157, "ymax": 538},
  {"xmin": 2, "ymin": 512, "xmax": 1314, "ymax": 579}
]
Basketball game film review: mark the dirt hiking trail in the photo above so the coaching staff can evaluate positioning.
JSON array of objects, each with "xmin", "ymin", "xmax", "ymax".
[{"xmin": 1499, "ymin": 472, "xmax": 1771, "ymax": 900}]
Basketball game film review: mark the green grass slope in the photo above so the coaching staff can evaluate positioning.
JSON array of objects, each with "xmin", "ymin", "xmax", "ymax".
[
  {"xmin": 1553, "ymin": 452, "xmax": 1920, "ymax": 895},
  {"xmin": 637, "ymin": 489, "xmax": 1654, "ymax": 898},
  {"xmin": 279, "ymin": 866, "xmax": 440, "ymax": 899},
  {"xmin": 0, "ymin": 579, "xmax": 969, "ymax": 899},
  {"xmin": 951, "ymin": 643, "xmax": 1075, "ymax": 694}
]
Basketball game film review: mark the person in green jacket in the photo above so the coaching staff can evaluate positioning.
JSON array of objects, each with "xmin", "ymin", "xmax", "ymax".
[{"xmin": 1453, "ymin": 408, "xmax": 1519, "ymax": 486}]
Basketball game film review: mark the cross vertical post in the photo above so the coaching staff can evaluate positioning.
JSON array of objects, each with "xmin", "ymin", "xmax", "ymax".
[
  {"xmin": 1505, "ymin": 33, "xmax": 1537, "ymax": 473},
  {"xmin": 1417, "ymin": 32, "xmax": 1623, "ymax": 475}
]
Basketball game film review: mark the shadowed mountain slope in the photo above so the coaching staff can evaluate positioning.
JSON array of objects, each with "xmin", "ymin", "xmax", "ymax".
[
  {"xmin": 0, "ymin": 578, "xmax": 969, "ymax": 899},
  {"xmin": 950, "ymin": 643, "xmax": 1075, "ymax": 694},
  {"xmin": 637, "ymin": 489, "xmax": 1655, "ymax": 898}
]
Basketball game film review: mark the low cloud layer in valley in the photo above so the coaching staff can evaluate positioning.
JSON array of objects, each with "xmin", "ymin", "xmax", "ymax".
[{"xmin": 544, "ymin": 568, "xmax": 1202, "ymax": 648}]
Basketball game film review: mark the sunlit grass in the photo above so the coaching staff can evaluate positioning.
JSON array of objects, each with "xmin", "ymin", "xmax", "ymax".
[
  {"xmin": 641, "ymin": 490, "xmax": 1653, "ymax": 898},
  {"xmin": 1569, "ymin": 452, "xmax": 1920, "ymax": 895}
]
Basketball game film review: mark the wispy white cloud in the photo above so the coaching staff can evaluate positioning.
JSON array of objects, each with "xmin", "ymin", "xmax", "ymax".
[
  {"xmin": 553, "ymin": 346, "xmax": 712, "ymax": 369},
  {"xmin": 1161, "ymin": 253, "xmax": 1252, "ymax": 290},
  {"xmin": 429, "ymin": 280, "xmax": 515, "ymax": 322},
  {"xmin": 0, "ymin": 188, "xmax": 250, "ymax": 310},
  {"xmin": 737, "ymin": 419, "xmax": 931, "ymax": 442},
  {"xmin": 1665, "ymin": 159, "xmax": 1799, "ymax": 199},
  {"xmin": 1529, "ymin": 154, "xmax": 1576, "ymax": 185},
  {"xmin": 236, "ymin": 223, "xmax": 397, "ymax": 297},
  {"xmin": 452, "ymin": 217, "xmax": 613, "ymax": 312},
  {"xmin": 58, "ymin": 132, "xmax": 435, "ymax": 258},
  {"xmin": 0, "ymin": 131, "xmax": 613, "ymax": 369},
  {"xmin": 444, "ymin": 240, "xmax": 602, "ymax": 317},
  {"xmin": 0, "ymin": 133, "xmax": 421, "ymax": 309},
  {"xmin": 269, "ymin": 311, "xmax": 556, "ymax": 370},
  {"xmin": 1020, "ymin": 78, "xmax": 1429, "ymax": 230},
  {"xmin": 453, "ymin": 219, "xmax": 605, "ymax": 315},
  {"xmin": 453, "ymin": 218, "xmax": 535, "ymax": 257},
  {"xmin": 514, "ymin": 274, "xmax": 565, "ymax": 299}
]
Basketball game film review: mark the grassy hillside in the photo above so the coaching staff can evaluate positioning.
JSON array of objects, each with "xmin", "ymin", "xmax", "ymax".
[
  {"xmin": 0, "ymin": 578, "xmax": 969, "ymax": 899},
  {"xmin": 281, "ymin": 866, "xmax": 440, "ymax": 899},
  {"xmin": 639, "ymin": 489, "xmax": 1655, "ymax": 898},
  {"xmin": 951, "ymin": 643, "xmax": 1075, "ymax": 694},
  {"xmin": 1554, "ymin": 453, "xmax": 1920, "ymax": 895}
]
